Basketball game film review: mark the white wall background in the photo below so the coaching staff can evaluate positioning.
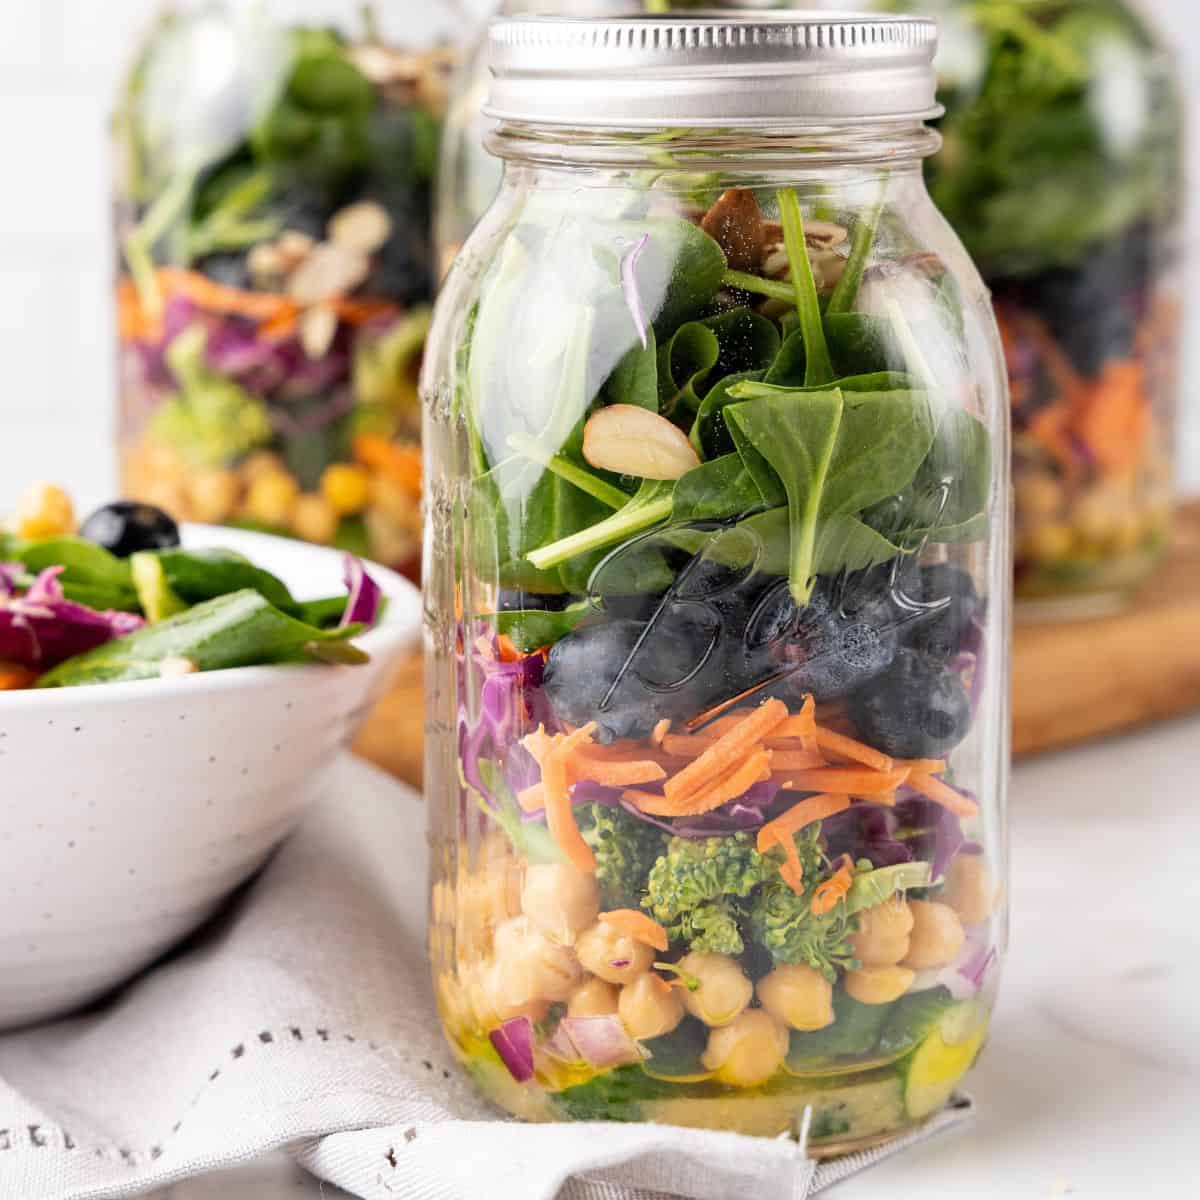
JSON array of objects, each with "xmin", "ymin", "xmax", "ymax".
[{"xmin": 0, "ymin": 0, "xmax": 1197, "ymax": 511}]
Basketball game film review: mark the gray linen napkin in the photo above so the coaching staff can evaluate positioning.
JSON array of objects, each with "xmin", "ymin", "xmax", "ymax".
[{"xmin": 0, "ymin": 757, "xmax": 972, "ymax": 1200}]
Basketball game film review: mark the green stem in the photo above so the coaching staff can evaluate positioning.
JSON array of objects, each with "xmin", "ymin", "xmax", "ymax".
[
  {"xmin": 722, "ymin": 270, "xmax": 796, "ymax": 304},
  {"xmin": 506, "ymin": 434, "xmax": 630, "ymax": 510},
  {"xmin": 883, "ymin": 298, "xmax": 937, "ymax": 387},
  {"xmin": 776, "ymin": 189, "xmax": 834, "ymax": 387},
  {"xmin": 527, "ymin": 481, "xmax": 674, "ymax": 571},
  {"xmin": 827, "ymin": 179, "xmax": 888, "ymax": 315},
  {"xmin": 123, "ymin": 169, "xmax": 196, "ymax": 318},
  {"xmin": 788, "ymin": 389, "xmax": 843, "ymax": 604}
]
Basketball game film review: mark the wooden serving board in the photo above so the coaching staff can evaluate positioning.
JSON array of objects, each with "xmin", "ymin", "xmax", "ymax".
[{"xmin": 356, "ymin": 499, "xmax": 1200, "ymax": 784}]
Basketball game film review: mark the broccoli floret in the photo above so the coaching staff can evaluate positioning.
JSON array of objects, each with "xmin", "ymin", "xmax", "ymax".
[
  {"xmin": 750, "ymin": 875, "xmax": 860, "ymax": 982},
  {"xmin": 586, "ymin": 804, "xmax": 667, "ymax": 910},
  {"xmin": 643, "ymin": 833, "xmax": 770, "ymax": 952}
]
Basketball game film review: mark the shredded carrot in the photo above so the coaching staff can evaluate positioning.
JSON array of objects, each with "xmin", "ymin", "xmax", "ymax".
[
  {"xmin": 757, "ymin": 793, "xmax": 850, "ymax": 855},
  {"xmin": 258, "ymin": 307, "xmax": 300, "ymax": 341},
  {"xmin": 768, "ymin": 748, "xmax": 830, "ymax": 771},
  {"xmin": 599, "ymin": 910, "xmax": 669, "ymax": 952},
  {"xmin": 660, "ymin": 733, "xmax": 719, "ymax": 758},
  {"xmin": 517, "ymin": 783, "xmax": 545, "ymax": 814},
  {"xmin": 695, "ymin": 709, "xmax": 754, "ymax": 736},
  {"xmin": 157, "ymin": 267, "xmax": 297, "ymax": 323},
  {"xmin": 814, "ymin": 726, "xmax": 893, "ymax": 772},
  {"xmin": 542, "ymin": 724, "xmax": 598, "ymax": 873},
  {"xmin": 332, "ymin": 296, "xmax": 402, "ymax": 326},
  {"xmin": 474, "ymin": 635, "xmax": 496, "ymax": 662},
  {"xmin": 778, "ymin": 766, "xmax": 910, "ymax": 797},
  {"xmin": 354, "ymin": 434, "xmax": 422, "ymax": 496},
  {"xmin": 651, "ymin": 718, "xmax": 671, "ymax": 746},
  {"xmin": 778, "ymin": 839, "xmax": 805, "ymax": 893},
  {"xmin": 898, "ymin": 758, "xmax": 947, "ymax": 775},
  {"xmin": 0, "ymin": 663, "xmax": 38, "ymax": 691},
  {"xmin": 811, "ymin": 855, "xmax": 855, "ymax": 915},
  {"xmin": 496, "ymin": 634, "xmax": 522, "ymax": 663},
  {"xmin": 116, "ymin": 278, "xmax": 160, "ymax": 340},
  {"xmin": 663, "ymin": 698, "xmax": 788, "ymax": 803},
  {"xmin": 572, "ymin": 758, "xmax": 667, "ymax": 787},
  {"xmin": 909, "ymin": 771, "xmax": 980, "ymax": 819},
  {"xmin": 520, "ymin": 725, "xmax": 556, "ymax": 765},
  {"xmin": 633, "ymin": 750, "xmax": 772, "ymax": 817}
]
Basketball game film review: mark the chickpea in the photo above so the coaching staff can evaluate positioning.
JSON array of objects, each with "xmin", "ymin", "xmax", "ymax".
[
  {"xmin": 240, "ymin": 450, "xmax": 288, "ymax": 484},
  {"xmin": 1072, "ymin": 491, "xmax": 1117, "ymax": 547},
  {"xmin": 677, "ymin": 952, "xmax": 753, "ymax": 1028},
  {"xmin": 186, "ymin": 468, "xmax": 240, "ymax": 524},
  {"xmin": 291, "ymin": 493, "xmax": 340, "ymax": 544},
  {"xmin": 619, "ymin": 974, "xmax": 684, "ymax": 1041},
  {"xmin": 701, "ymin": 1009, "xmax": 788, "ymax": 1088},
  {"xmin": 478, "ymin": 960, "xmax": 551, "ymax": 1025},
  {"xmin": 567, "ymin": 977, "xmax": 620, "ymax": 1019},
  {"xmin": 756, "ymin": 964, "xmax": 834, "ymax": 1031},
  {"xmin": 1110, "ymin": 510, "xmax": 1145, "ymax": 554},
  {"xmin": 943, "ymin": 854, "xmax": 994, "ymax": 926},
  {"xmin": 244, "ymin": 472, "xmax": 300, "ymax": 528},
  {"xmin": 321, "ymin": 463, "xmax": 372, "ymax": 516},
  {"xmin": 902, "ymin": 901, "xmax": 965, "ymax": 970},
  {"xmin": 520, "ymin": 862, "xmax": 600, "ymax": 945},
  {"xmin": 844, "ymin": 965, "xmax": 915, "ymax": 1005},
  {"xmin": 1024, "ymin": 522, "xmax": 1074, "ymax": 564},
  {"xmin": 1015, "ymin": 474, "xmax": 1063, "ymax": 522},
  {"xmin": 491, "ymin": 916, "xmax": 582, "ymax": 1003},
  {"xmin": 575, "ymin": 918, "xmax": 655, "ymax": 986},
  {"xmin": 11, "ymin": 482, "xmax": 76, "ymax": 539},
  {"xmin": 852, "ymin": 897, "xmax": 914, "ymax": 967}
]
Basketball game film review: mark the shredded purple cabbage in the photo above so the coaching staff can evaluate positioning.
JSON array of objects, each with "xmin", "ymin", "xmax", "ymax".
[
  {"xmin": 894, "ymin": 794, "xmax": 967, "ymax": 881},
  {"xmin": 339, "ymin": 556, "xmax": 383, "ymax": 629},
  {"xmin": 458, "ymin": 646, "xmax": 556, "ymax": 806},
  {"xmin": 0, "ymin": 566, "xmax": 144, "ymax": 670},
  {"xmin": 822, "ymin": 803, "xmax": 915, "ymax": 868},
  {"xmin": 620, "ymin": 233, "xmax": 651, "ymax": 350}
]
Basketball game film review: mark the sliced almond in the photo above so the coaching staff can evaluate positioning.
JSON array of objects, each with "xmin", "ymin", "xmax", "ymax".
[
  {"xmin": 276, "ymin": 230, "xmax": 316, "ymax": 272},
  {"xmin": 805, "ymin": 220, "xmax": 848, "ymax": 250},
  {"xmin": 701, "ymin": 187, "xmax": 766, "ymax": 272},
  {"xmin": 810, "ymin": 249, "xmax": 847, "ymax": 291},
  {"xmin": 248, "ymin": 242, "xmax": 285, "ymax": 285},
  {"xmin": 582, "ymin": 405, "xmax": 700, "ymax": 481},
  {"xmin": 287, "ymin": 243, "xmax": 370, "ymax": 305},
  {"xmin": 299, "ymin": 304, "xmax": 339, "ymax": 360},
  {"xmin": 328, "ymin": 201, "xmax": 393, "ymax": 256}
]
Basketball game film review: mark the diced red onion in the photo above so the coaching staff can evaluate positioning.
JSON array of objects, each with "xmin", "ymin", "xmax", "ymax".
[
  {"xmin": 340, "ymin": 556, "xmax": 383, "ymax": 629},
  {"xmin": 540, "ymin": 1024, "xmax": 582, "ymax": 1064},
  {"xmin": 489, "ymin": 1017, "xmax": 536, "ymax": 1083},
  {"xmin": 559, "ymin": 1017, "xmax": 646, "ymax": 1069}
]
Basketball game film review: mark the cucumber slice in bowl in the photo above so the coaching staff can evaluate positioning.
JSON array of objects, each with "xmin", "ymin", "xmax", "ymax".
[{"xmin": 900, "ymin": 1001, "xmax": 988, "ymax": 1120}]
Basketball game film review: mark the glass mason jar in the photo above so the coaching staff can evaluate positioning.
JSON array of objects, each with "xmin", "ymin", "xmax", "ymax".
[
  {"xmin": 424, "ymin": 13, "xmax": 1011, "ymax": 1151},
  {"xmin": 113, "ymin": 0, "xmax": 466, "ymax": 576},
  {"xmin": 872, "ymin": 0, "xmax": 1184, "ymax": 615},
  {"xmin": 436, "ymin": 0, "xmax": 794, "ymax": 275}
]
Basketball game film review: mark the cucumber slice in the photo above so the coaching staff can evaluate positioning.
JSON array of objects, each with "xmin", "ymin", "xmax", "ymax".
[
  {"xmin": 901, "ymin": 1023, "xmax": 986, "ymax": 1120},
  {"xmin": 878, "ymin": 986, "xmax": 954, "ymax": 1058},
  {"xmin": 130, "ymin": 553, "xmax": 188, "ymax": 623},
  {"xmin": 786, "ymin": 989, "xmax": 889, "ymax": 1074}
]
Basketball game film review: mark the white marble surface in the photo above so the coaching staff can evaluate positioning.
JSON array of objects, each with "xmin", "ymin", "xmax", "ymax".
[{"xmin": 149, "ymin": 715, "xmax": 1200, "ymax": 1199}]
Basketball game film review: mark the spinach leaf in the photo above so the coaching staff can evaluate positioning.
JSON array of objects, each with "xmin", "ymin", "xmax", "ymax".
[
  {"xmin": 690, "ymin": 369, "xmax": 764, "ymax": 458},
  {"xmin": 672, "ymin": 454, "xmax": 768, "ymax": 523},
  {"xmin": 603, "ymin": 327, "xmax": 659, "ymax": 411},
  {"xmin": 725, "ymin": 389, "xmax": 844, "ymax": 603},
  {"xmin": 493, "ymin": 601, "xmax": 594, "ymax": 653},
  {"xmin": 17, "ymin": 538, "xmax": 132, "ymax": 592},
  {"xmin": 527, "ymin": 480, "xmax": 674, "ymax": 572},
  {"xmin": 776, "ymin": 189, "xmax": 834, "ymax": 386},
  {"xmin": 657, "ymin": 308, "xmax": 779, "ymax": 422},
  {"xmin": 36, "ymin": 590, "xmax": 364, "ymax": 687},
  {"xmin": 149, "ymin": 547, "xmax": 301, "ymax": 614},
  {"xmin": 826, "ymin": 185, "xmax": 886, "ymax": 315}
]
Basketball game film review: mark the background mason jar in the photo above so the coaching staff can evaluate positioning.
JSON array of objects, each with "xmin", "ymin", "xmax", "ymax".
[{"xmin": 113, "ymin": 0, "xmax": 470, "ymax": 575}]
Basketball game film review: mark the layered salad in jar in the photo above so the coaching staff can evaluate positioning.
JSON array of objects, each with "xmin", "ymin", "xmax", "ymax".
[
  {"xmin": 430, "ymin": 173, "xmax": 1006, "ymax": 1148},
  {"xmin": 114, "ymin": 5, "xmax": 455, "ymax": 575}
]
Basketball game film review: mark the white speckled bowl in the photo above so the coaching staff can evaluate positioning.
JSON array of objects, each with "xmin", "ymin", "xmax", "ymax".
[{"xmin": 0, "ymin": 525, "xmax": 420, "ymax": 1030}]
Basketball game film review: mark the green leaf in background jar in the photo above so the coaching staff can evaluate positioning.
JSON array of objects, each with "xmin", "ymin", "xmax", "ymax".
[
  {"xmin": 690, "ymin": 370, "xmax": 764, "ymax": 458},
  {"xmin": 672, "ymin": 454, "xmax": 769, "ymax": 524},
  {"xmin": 785, "ymin": 991, "xmax": 891, "ymax": 1075},
  {"xmin": 493, "ymin": 601, "xmax": 594, "ymax": 654},
  {"xmin": 35, "ymin": 590, "xmax": 364, "ymax": 688},
  {"xmin": 602, "ymin": 328, "xmax": 660, "ymax": 412},
  {"xmin": 641, "ymin": 1018, "xmax": 712, "ymax": 1082}
]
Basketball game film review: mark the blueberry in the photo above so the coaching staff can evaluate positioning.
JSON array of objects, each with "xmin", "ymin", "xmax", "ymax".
[
  {"xmin": 895, "ymin": 564, "xmax": 980, "ymax": 662},
  {"xmin": 543, "ymin": 619, "xmax": 705, "ymax": 742},
  {"xmin": 79, "ymin": 501, "xmax": 180, "ymax": 558},
  {"xmin": 848, "ymin": 649, "xmax": 971, "ymax": 759}
]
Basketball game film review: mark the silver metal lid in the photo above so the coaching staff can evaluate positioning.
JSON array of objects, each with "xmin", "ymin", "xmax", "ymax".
[{"xmin": 484, "ymin": 11, "xmax": 941, "ymax": 128}]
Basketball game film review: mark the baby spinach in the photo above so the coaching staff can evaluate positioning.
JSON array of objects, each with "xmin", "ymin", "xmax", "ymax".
[
  {"xmin": 690, "ymin": 369, "xmax": 764, "ymax": 458},
  {"xmin": 672, "ymin": 454, "xmax": 768, "ymax": 524},
  {"xmin": 494, "ymin": 601, "xmax": 594, "ymax": 653},
  {"xmin": 148, "ymin": 547, "xmax": 301, "ymax": 614},
  {"xmin": 36, "ymin": 590, "xmax": 364, "ymax": 687}
]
